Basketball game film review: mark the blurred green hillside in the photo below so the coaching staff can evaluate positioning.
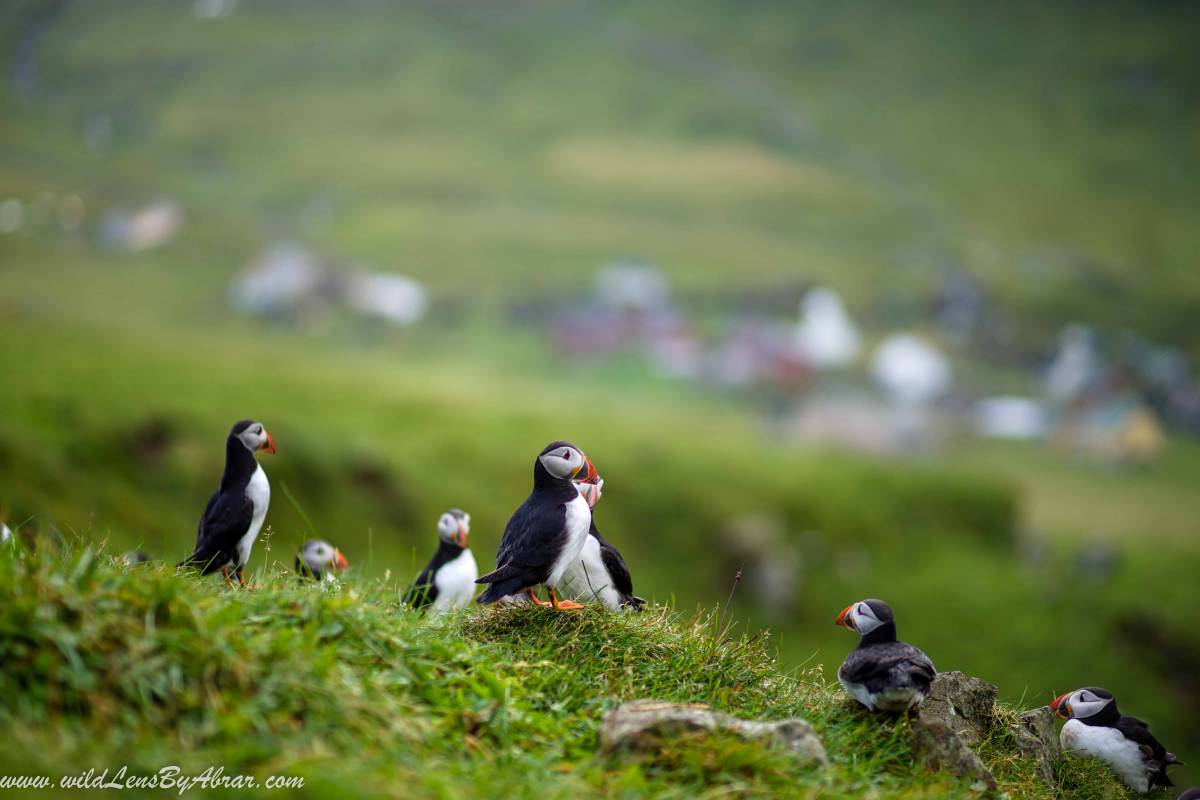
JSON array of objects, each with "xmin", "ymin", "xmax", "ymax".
[{"xmin": 2, "ymin": 0, "xmax": 1199, "ymax": 792}]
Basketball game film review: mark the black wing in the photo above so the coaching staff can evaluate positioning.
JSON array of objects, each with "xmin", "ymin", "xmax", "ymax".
[
  {"xmin": 1116, "ymin": 715, "xmax": 1179, "ymax": 787},
  {"xmin": 592, "ymin": 526, "xmax": 634, "ymax": 597},
  {"xmin": 180, "ymin": 489, "xmax": 252, "ymax": 574},
  {"xmin": 476, "ymin": 493, "xmax": 568, "ymax": 603},
  {"xmin": 839, "ymin": 642, "xmax": 936, "ymax": 692},
  {"xmin": 403, "ymin": 564, "xmax": 439, "ymax": 608}
]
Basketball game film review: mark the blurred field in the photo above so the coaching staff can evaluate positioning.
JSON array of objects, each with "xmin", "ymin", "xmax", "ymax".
[{"xmin": 3, "ymin": 0, "xmax": 1199, "ymax": 793}]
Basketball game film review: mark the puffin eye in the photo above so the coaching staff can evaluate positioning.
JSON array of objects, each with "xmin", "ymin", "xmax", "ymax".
[{"xmin": 562, "ymin": 450, "xmax": 571, "ymax": 459}]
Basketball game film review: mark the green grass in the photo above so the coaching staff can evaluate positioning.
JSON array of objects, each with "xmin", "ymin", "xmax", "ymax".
[{"xmin": 0, "ymin": 542, "xmax": 1136, "ymax": 799}]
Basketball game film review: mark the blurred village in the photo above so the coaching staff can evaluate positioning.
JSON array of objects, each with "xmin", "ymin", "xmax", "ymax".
[{"xmin": 2, "ymin": 178, "xmax": 1192, "ymax": 471}]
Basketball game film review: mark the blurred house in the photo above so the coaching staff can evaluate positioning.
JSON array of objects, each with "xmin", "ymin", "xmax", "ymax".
[
  {"xmin": 932, "ymin": 268, "xmax": 988, "ymax": 341},
  {"xmin": 1054, "ymin": 395, "xmax": 1165, "ymax": 466},
  {"xmin": 1045, "ymin": 324, "xmax": 1098, "ymax": 403},
  {"xmin": 707, "ymin": 318, "xmax": 808, "ymax": 389},
  {"xmin": 194, "ymin": 0, "xmax": 238, "ymax": 19},
  {"xmin": 974, "ymin": 396, "xmax": 1049, "ymax": 440},
  {"xmin": 345, "ymin": 271, "xmax": 428, "ymax": 326},
  {"xmin": 783, "ymin": 391, "xmax": 947, "ymax": 455},
  {"xmin": 230, "ymin": 242, "xmax": 330, "ymax": 318},
  {"xmin": 552, "ymin": 260, "xmax": 704, "ymax": 379},
  {"xmin": 99, "ymin": 199, "xmax": 182, "ymax": 252},
  {"xmin": 229, "ymin": 241, "xmax": 427, "ymax": 327},
  {"xmin": 0, "ymin": 199, "xmax": 23, "ymax": 234},
  {"xmin": 793, "ymin": 287, "xmax": 860, "ymax": 368},
  {"xmin": 870, "ymin": 333, "xmax": 951, "ymax": 406}
]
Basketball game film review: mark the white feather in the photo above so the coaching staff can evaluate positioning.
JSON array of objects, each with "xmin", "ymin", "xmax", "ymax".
[
  {"xmin": 545, "ymin": 493, "xmax": 591, "ymax": 589},
  {"xmin": 1061, "ymin": 719, "xmax": 1152, "ymax": 793},
  {"xmin": 560, "ymin": 534, "xmax": 622, "ymax": 610},
  {"xmin": 236, "ymin": 464, "xmax": 270, "ymax": 567},
  {"xmin": 431, "ymin": 548, "xmax": 477, "ymax": 612}
]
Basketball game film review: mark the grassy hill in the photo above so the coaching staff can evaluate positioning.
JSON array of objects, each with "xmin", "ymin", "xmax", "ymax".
[{"xmin": 0, "ymin": 544, "xmax": 1136, "ymax": 799}]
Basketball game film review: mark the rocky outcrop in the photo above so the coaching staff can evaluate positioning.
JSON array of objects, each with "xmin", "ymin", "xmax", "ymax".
[
  {"xmin": 910, "ymin": 716, "xmax": 997, "ymax": 791},
  {"xmin": 1011, "ymin": 706, "xmax": 1060, "ymax": 784},
  {"xmin": 909, "ymin": 671, "xmax": 999, "ymax": 790},
  {"xmin": 916, "ymin": 671, "xmax": 998, "ymax": 747},
  {"xmin": 600, "ymin": 700, "xmax": 827, "ymax": 766}
]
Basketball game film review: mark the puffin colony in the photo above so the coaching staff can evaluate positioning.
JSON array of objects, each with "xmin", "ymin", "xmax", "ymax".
[{"xmin": 18, "ymin": 418, "xmax": 1173, "ymax": 794}]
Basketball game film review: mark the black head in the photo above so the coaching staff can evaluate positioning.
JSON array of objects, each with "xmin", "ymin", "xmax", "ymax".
[
  {"xmin": 835, "ymin": 598, "xmax": 897, "ymax": 643},
  {"xmin": 533, "ymin": 440, "xmax": 597, "ymax": 488},
  {"xmin": 1051, "ymin": 687, "xmax": 1118, "ymax": 725}
]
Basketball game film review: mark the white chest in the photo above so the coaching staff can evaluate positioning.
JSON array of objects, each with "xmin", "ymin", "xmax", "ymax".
[
  {"xmin": 1060, "ymin": 719, "xmax": 1149, "ymax": 792},
  {"xmin": 561, "ymin": 534, "xmax": 621, "ymax": 609},
  {"xmin": 432, "ymin": 548, "xmax": 478, "ymax": 612},
  {"xmin": 546, "ymin": 494, "xmax": 592, "ymax": 588},
  {"xmin": 236, "ymin": 465, "xmax": 271, "ymax": 567}
]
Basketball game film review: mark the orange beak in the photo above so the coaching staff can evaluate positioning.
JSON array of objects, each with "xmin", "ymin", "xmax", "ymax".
[
  {"xmin": 576, "ymin": 457, "xmax": 598, "ymax": 484},
  {"xmin": 835, "ymin": 604, "xmax": 856, "ymax": 630},
  {"xmin": 261, "ymin": 431, "xmax": 277, "ymax": 454},
  {"xmin": 1051, "ymin": 693, "xmax": 1071, "ymax": 719},
  {"xmin": 456, "ymin": 523, "xmax": 469, "ymax": 549},
  {"xmin": 333, "ymin": 549, "xmax": 348, "ymax": 572}
]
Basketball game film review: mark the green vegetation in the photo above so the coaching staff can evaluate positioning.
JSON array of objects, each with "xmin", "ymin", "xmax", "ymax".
[{"xmin": 0, "ymin": 544, "xmax": 1136, "ymax": 799}]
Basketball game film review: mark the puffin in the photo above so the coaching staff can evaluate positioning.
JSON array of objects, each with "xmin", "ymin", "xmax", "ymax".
[
  {"xmin": 403, "ymin": 508, "xmax": 477, "ymax": 612},
  {"xmin": 1177, "ymin": 790, "xmax": 1200, "ymax": 800},
  {"xmin": 295, "ymin": 539, "xmax": 349, "ymax": 581},
  {"xmin": 560, "ymin": 476, "xmax": 645, "ymax": 611},
  {"xmin": 476, "ymin": 440, "xmax": 597, "ymax": 610},
  {"xmin": 178, "ymin": 419, "xmax": 275, "ymax": 586},
  {"xmin": 1052, "ymin": 687, "xmax": 1181, "ymax": 793},
  {"xmin": 835, "ymin": 598, "xmax": 936, "ymax": 712}
]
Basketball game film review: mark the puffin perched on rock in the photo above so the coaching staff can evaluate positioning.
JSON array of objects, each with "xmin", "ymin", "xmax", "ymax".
[
  {"xmin": 560, "ymin": 476, "xmax": 644, "ymax": 611},
  {"xmin": 404, "ymin": 508, "xmax": 477, "ymax": 611},
  {"xmin": 476, "ymin": 440, "xmax": 597, "ymax": 610},
  {"xmin": 835, "ymin": 598, "xmax": 935, "ymax": 712},
  {"xmin": 1052, "ymin": 687, "xmax": 1180, "ymax": 793},
  {"xmin": 178, "ymin": 419, "xmax": 275, "ymax": 586},
  {"xmin": 296, "ymin": 539, "xmax": 349, "ymax": 581}
]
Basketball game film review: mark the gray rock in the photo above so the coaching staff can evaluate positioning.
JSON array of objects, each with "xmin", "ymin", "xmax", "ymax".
[
  {"xmin": 600, "ymin": 700, "xmax": 827, "ymax": 766},
  {"xmin": 916, "ymin": 671, "xmax": 998, "ymax": 747},
  {"xmin": 909, "ymin": 716, "xmax": 997, "ymax": 791},
  {"xmin": 1012, "ymin": 706, "xmax": 1060, "ymax": 784}
]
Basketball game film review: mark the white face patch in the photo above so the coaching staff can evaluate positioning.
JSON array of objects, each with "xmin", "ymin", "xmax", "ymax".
[
  {"xmin": 437, "ymin": 511, "xmax": 470, "ymax": 544},
  {"xmin": 1068, "ymin": 689, "xmax": 1113, "ymax": 720},
  {"xmin": 850, "ymin": 602, "xmax": 884, "ymax": 636},
  {"xmin": 539, "ymin": 446, "xmax": 585, "ymax": 480},
  {"xmin": 237, "ymin": 423, "xmax": 268, "ymax": 452}
]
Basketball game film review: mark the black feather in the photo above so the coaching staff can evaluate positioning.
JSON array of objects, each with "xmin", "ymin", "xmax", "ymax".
[{"xmin": 403, "ymin": 540, "xmax": 467, "ymax": 608}]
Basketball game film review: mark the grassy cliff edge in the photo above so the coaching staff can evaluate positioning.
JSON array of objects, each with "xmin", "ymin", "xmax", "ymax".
[{"xmin": 0, "ymin": 542, "xmax": 1132, "ymax": 799}]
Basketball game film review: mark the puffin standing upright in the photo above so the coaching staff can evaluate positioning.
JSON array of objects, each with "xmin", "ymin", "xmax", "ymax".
[
  {"xmin": 476, "ymin": 440, "xmax": 597, "ymax": 609},
  {"xmin": 178, "ymin": 419, "xmax": 276, "ymax": 586},
  {"xmin": 403, "ymin": 508, "xmax": 477, "ymax": 612},
  {"xmin": 295, "ymin": 539, "xmax": 349, "ymax": 581},
  {"xmin": 1052, "ymin": 687, "xmax": 1181, "ymax": 793},
  {"xmin": 560, "ymin": 476, "xmax": 645, "ymax": 611},
  {"xmin": 835, "ymin": 598, "xmax": 936, "ymax": 712}
]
